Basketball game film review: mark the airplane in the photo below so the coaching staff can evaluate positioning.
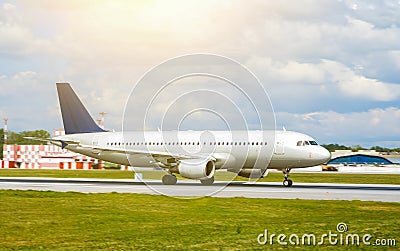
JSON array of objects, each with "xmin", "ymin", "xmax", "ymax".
[{"xmin": 29, "ymin": 83, "xmax": 331, "ymax": 187}]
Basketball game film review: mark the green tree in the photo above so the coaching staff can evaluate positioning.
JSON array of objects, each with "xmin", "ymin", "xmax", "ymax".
[
  {"xmin": 370, "ymin": 146, "xmax": 392, "ymax": 153},
  {"xmin": 8, "ymin": 130, "xmax": 50, "ymax": 145},
  {"xmin": 351, "ymin": 145, "xmax": 366, "ymax": 152},
  {"xmin": 321, "ymin": 144, "xmax": 351, "ymax": 152}
]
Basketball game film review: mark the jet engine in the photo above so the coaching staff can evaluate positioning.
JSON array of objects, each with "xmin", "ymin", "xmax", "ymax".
[
  {"xmin": 234, "ymin": 169, "xmax": 268, "ymax": 179},
  {"xmin": 178, "ymin": 159, "xmax": 215, "ymax": 180}
]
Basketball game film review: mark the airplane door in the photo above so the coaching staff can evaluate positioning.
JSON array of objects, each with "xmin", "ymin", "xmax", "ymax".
[
  {"xmin": 92, "ymin": 135, "xmax": 100, "ymax": 147},
  {"xmin": 274, "ymin": 136, "xmax": 284, "ymax": 155}
]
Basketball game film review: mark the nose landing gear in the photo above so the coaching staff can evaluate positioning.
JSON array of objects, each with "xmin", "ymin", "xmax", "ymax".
[{"xmin": 282, "ymin": 168, "xmax": 293, "ymax": 187}]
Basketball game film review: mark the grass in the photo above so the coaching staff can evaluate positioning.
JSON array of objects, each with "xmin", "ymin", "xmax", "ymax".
[
  {"xmin": 1, "ymin": 169, "xmax": 400, "ymax": 185},
  {"xmin": 0, "ymin": 190, "xmax": 398, "ymax": 250}
]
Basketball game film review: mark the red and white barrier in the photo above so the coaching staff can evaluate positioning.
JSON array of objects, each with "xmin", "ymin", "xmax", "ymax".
[
  {"xmin": 19, "ymin": 162, "xmax": 40, "ymax": 169},
  {"xmin": 2, "ymin": 143, "xmax": 96, "ymax": 170},
  {"xmin": 60, "ymin": 162, "xmax": 92, "ymax": 170},
  {"xmin": 0, "ymin": 160, "xmax": 15, "ymax": 168},
  {"xmin": 120, "ymin": 165, "xmax": 135, "ymax": 171}
]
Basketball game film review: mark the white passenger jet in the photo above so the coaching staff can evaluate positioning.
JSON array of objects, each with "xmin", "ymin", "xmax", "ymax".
[{"xmin": 30, "ymin": 83, "xmax": 331, "ymax": 187}]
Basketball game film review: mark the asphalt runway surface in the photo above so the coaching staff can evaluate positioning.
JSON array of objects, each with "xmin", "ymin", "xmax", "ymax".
[{"xmin": 0, "ymin": 177, "xmax": 399, "ymax": 202}]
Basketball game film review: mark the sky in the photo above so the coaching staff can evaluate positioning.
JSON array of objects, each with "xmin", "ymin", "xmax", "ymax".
[{"xmin": 0, "ymin": 0, "xmax": 400, "ymax": 148}]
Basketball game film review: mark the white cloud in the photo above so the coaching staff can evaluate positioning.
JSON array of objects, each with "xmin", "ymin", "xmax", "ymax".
[
  {"xmin": 337, "ymin": 75, "xmax": 400, "ymax": 101},
  {"xmin": 0, "ymin": 3, "xmax": 53, "ymax": 57},
  {"xmin": 247, "ymin": 58, "xmax": 400, "ymax": 102},
  {"xmin": 323, "ymin": 60, "xmax": 400, "ymax": 101},
  {"xmin": 277, "ymin": 107, "xmax": 400, "ymax": 146}
]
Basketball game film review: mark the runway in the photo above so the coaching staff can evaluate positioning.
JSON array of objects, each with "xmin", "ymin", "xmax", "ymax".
[{"xmin": 0, "ymin": 177, "xmax": 399, "ymax": 202}]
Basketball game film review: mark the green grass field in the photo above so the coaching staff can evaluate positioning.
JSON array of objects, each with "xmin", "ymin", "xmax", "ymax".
[
  {"xmin": 0, "ymin": 190, "xmax": 398, "ymax": 250},
  {"xmin": 1, "ymin": 169, "xmax": 400, "ymax": 185}
]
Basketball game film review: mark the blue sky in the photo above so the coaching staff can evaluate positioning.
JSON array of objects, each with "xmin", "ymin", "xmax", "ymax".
[{"xmin": 0, "ymin": 0, "xmax": 399, "ymax": 147}]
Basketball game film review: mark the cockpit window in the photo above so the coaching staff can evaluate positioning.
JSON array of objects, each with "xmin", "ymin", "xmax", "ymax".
[{"xmin": 297, "ymin": 140, "xmax": 319, "ymax": 146}]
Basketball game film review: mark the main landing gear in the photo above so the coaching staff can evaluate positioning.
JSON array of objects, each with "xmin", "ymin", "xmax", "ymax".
[
  {"xmin": 282, "ymin": 168, "xmax": 293, "ymax": 187},
  {"xmin": 162, "ymin": 173, "xmax": 177, "ymax": 185},
  {"xmin": 200, "ymin": 176, "xmax": 214, "ymax": 185}
]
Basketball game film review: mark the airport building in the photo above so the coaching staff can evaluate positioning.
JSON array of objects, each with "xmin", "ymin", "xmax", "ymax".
[
  {"xmin": 329, "ymin": 150, "xmax": 399, "ymax": 165},
  {"xmin": 328, "ymin": 154, "xmax": 394, "ymax": 166}
]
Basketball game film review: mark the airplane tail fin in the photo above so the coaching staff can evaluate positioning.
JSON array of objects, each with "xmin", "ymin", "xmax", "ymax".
[{"xmin": 56, "ymin": 83, "xmax": 106, "ymax": 134}]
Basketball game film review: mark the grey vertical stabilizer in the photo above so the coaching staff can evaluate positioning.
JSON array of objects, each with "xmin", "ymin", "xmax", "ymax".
[{"xmin": 56, "ymin": 83, "xmax": 106, "ymax": 134}]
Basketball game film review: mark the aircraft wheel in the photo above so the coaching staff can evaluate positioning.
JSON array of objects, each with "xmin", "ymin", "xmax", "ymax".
[
  {"xmin": 283, "ymin": 179, "xmax": 293, "ymax": 187},
  {"xmin": 200, "ymin": 176, "xmax": 214, "ymax": 185},
  {"xmin": 162, "ymin": 174, "xmax": 177, "ymax": 185}
]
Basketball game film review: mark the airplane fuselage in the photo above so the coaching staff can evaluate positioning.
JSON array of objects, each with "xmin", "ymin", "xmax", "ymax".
[{"xmin": 54, "ymin": 130, "xmax": 331, "ymax": 171}]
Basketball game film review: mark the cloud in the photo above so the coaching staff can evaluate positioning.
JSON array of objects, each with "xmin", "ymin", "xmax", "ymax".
[
  {"xmin": 277, "ymin": 107, "xmax": 400, "ymax": 146},
  {"xmin": 0, "ymin": 0, "xmax": 399, "ymax": 147},
  {"xmin": 325, "ymin": 60, "xmax": 400, "ymax": 101},
  {"xmin": 337, "ymin": 75, "xmax": 400, "ymax": 101},
  {"xmin": 345, "ymin": 0, "xmax": 400, "ymax": 28},
  {"xmin": 247, "ymin": 58, "xmax": 400, "ymax": 103},
  {"xmin": 0, "ymin": 70, "xmax": 60, "ymax": 131},
  {"xmin": 0, "ymin": 3, "xmax": 54, "ymax": 58}
]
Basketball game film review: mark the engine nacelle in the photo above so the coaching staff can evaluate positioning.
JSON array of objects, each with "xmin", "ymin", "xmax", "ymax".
[
  {"xmin": 178, "ymin": 159, "xmax": 215, "ymax": 180},
  {"xmin": 235, "ymin": 169, "xmax": 268, "ymax": 179}
]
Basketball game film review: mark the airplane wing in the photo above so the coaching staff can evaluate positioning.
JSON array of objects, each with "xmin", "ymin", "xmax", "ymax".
[
  {"xmin": 25, "ymin": 137, "xmax": 215, "ymax": 168},
  {"xmin": 87, "ymin": 144, "xmax": 214, "ymax": 166},
  {"xmin": 24, "ymin": 137, "xmax": 80, "ymax": 149}
]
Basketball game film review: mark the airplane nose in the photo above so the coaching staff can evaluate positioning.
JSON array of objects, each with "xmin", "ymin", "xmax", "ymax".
[{"xmin": 319, "ymin": 147, "xmax": 331, "ymax": 163}]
